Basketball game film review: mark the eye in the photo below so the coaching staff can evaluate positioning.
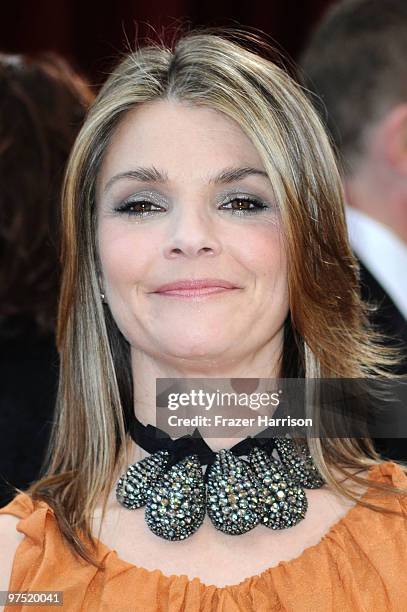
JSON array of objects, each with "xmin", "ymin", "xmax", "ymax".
[
  {"xmin": 115, "ymin": 200, "xmax": 165, "ymax": 217},
  {"xmin": 219, "ymin": 196, "xmax": 270, "ymax": 215},
  {"xmin": 114, "ymin": 194, "xmax": 271, "ymax": 217}
]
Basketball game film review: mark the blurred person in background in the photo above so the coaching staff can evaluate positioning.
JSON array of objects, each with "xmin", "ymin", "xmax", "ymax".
[
  {"xmin": 0, "ymin": 52, "xmax": 94, "ymax": 505},
  {"xmin": 300, "ymin": 0, "xmax": 407, "ymax": 461}
]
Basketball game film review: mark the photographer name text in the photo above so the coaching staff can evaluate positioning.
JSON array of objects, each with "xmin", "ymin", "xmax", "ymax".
[{"xmin": 167, "ymin": 415, "xmax": 312, "ymax": 427}]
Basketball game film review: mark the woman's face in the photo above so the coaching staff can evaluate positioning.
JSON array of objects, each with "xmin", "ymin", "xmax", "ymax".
[{"xmin": 96, "ymin": 100, "xmax": 289, "ymax": 368}]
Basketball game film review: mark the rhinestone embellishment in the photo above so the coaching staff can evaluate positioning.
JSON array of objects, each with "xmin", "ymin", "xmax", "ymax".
[
  {"xmin": 274, "ymin": 437, "xmax": 325, "ymax": 489},
  {"xmin": 115, "ymin": 438, "xmax": 325, "ymax": 541},
  {"xmin": 116, "ymin": 449, "xmax": 170, "ymax": 509},
  {"xmin": 145, "ymin": 454, "xmax": 206, "ymax": 540},
  {"xmin": 206, "ymin": 449, "xmax": 260, "ymax": 535},
  {"xmin": 249, "ymin": 446, "xmax": 308, "ymax": 529}
]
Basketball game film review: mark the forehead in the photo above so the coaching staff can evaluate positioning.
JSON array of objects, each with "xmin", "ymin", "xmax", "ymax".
[{"xmin": 98, "ymin": 99, "xmax": 265, "ymax": 186}]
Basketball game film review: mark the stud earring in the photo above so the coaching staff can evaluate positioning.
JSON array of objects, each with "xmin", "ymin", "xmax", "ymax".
[{"xmin": 100, "ymin": 291, "xmax": 106, "ymax": 303}]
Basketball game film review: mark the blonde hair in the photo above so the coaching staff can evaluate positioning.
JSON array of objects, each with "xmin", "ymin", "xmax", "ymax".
[{"xmin": 22, "ymin": 29, "xmax": 407, "ymax": 568}]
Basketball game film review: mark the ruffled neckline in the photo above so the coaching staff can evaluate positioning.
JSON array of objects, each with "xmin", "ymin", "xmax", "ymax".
[
  {"xmin": 94, "ymin": 460, "xmax": 407, "ymax": 590},
  {"xmin": 8, "ymin": 460, "xmax": 406, "ymax": 593}
]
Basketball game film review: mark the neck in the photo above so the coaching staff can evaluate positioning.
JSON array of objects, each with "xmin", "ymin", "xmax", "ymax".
[
  {"xmin": 345, "ymin": 168, "xmax": 407, "ymax": 246},
  {"xmin": 129, "ymin": 340, "xmax": 283, "ymax": 456}
]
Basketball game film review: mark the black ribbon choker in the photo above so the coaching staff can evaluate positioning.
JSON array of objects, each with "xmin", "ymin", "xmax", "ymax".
[{"xmin": 116, "ymin": 414, "xmax": 325, "ymax": 541}]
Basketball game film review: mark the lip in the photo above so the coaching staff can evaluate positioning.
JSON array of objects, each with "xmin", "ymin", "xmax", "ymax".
[
  {"xmin": 153, "ymin": 278, "xmax": 240, "ymax": 293},
  {"xmin": 153, "ymin": 278, "xmax": 240, "ymax": 299}
]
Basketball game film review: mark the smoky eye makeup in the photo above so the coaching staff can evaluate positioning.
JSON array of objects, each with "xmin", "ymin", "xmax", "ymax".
[
  {"xmin": 104, "ymin": 183, "xmax": 278, "ymax": 220},
  {"xmin": 106, "ymin": 189, "xmax": 168, "ymax": 216},
  {"xmin": 215, "ymin": 190, "xmax": 277, "ymax": 217}
]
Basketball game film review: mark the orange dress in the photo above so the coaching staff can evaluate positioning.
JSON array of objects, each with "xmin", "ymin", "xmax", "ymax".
[{"xmin": 1, "ymin": 460, "xmax": 407, "ymax": 612}]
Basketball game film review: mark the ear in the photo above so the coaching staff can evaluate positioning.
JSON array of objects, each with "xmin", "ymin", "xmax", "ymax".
[{"xmin": 378, "ymin": 103, "xmax": 407, "ymax": 176}]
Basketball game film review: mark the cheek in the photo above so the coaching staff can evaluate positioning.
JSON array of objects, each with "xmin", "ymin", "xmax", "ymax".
[
  {"xmin": 234, "ymin": 225, "xmax": 288, "ymax": 290},
  {"xmin": 98, "ymin": 222, "xmax": 159, "ymax": 291}
]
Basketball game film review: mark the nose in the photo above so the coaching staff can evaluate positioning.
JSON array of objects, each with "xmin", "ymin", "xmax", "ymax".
[{"xmin": 163, "ymin": 206, "xmax": 222, "ymax": 259}]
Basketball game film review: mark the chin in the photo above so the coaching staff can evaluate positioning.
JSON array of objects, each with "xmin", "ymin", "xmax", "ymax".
[{"xmin": 154, "ymin": 334, "xmax": 233, "ymax": 361}]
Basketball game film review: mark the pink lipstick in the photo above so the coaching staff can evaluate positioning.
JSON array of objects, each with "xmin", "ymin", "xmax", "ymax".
[{"xmin": 152, "ymin": 278, "xmax": 241, "ymax": 299}]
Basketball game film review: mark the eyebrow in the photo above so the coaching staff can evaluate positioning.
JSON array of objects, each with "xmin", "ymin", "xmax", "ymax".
[{"xmin": 103, "ymin": 165, "xmax": 269, "ymax": 193}]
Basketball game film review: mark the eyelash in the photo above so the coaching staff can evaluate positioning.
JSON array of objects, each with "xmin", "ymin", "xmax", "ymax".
[{"xmin": 115, "ymin": 196, "xmax": 270, "ymax": 217}]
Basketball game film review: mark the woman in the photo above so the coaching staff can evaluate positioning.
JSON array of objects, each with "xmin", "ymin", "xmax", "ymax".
[{"xmin": 1, "ymin": 30, "xmax": 407, "ymax": 611}]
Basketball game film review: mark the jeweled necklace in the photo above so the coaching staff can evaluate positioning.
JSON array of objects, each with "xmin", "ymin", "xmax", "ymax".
[{"xmin": 116, "ymin": 415, "xmax": 325, "ymax": 541}]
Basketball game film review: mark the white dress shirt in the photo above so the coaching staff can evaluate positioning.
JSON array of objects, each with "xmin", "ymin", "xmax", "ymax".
[{"xmin": 345, "ymin": 206, "xmax": 407, "ymax": 319}]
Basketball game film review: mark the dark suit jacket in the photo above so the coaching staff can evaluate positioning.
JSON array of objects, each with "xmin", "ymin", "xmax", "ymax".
[{"xmin": 357, "ymin": 259, "xmax": 407, "ymax": 461}]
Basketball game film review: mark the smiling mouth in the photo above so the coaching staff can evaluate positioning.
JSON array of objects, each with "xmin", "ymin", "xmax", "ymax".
[{"xmin": 152, "ymin": 287, "xmax": 241, "ymax": 299}]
